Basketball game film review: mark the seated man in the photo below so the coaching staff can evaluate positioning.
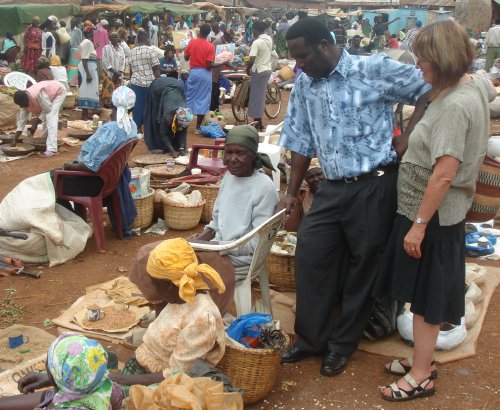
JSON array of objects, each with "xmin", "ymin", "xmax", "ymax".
[
  {"xmin": 143, "ymin": 76, "xmax": 193, "ymax": 157},
  {"xmin": 129, "ymin": 125, "xmax": 280, "ymax": 316}
]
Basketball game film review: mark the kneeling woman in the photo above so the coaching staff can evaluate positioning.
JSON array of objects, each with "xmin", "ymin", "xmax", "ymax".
[
  {"xmin": 129, "ymin": 125, "xmax": 280, "ymax": 316},
  {"xmin": 143, "ymin": 77, "xmax": 193, "ymax": 157}
]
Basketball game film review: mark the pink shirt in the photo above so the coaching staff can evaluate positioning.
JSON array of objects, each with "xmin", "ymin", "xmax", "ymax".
[
  {"xmin": 25, "ymin": 80, "xmax": 65, "ymax": 114},
  {"xmin": 93, "ymin": 25, "xmax": 110, "ymax": 60}
]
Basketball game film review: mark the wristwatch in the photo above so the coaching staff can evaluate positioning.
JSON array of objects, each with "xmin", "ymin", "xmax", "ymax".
[{"xmin": 415, "ymin": 216, "xmax": 427, "ymax": 225}]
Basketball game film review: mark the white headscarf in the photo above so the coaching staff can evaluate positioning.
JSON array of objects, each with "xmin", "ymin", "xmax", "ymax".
[{"xmin": 112, "ymin": 86, "xmax": 136, "ymax": 134}]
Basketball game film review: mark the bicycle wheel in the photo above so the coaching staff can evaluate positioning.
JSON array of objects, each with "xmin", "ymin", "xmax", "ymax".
[
  {"xmin": 264, "ymin": 82, "xmax": 282, "ymax": 119},
  {"xmin": 231, "ymin": 83, "xmax": 249, "ymax": 124}
]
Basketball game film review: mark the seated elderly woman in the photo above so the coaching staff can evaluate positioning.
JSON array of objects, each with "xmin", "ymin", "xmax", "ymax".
[
  {"xmin": 143, "ymin": 76, "xmax": 193, "ymax": 157},
  {"xmin": 130, "ymin": 125, "xmax": 280, "ymax": 316}
]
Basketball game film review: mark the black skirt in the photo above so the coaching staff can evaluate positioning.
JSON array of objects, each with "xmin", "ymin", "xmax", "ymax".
[{"xmin": 373, "ymin": 213, "xmax": 465, "ymax": 325}]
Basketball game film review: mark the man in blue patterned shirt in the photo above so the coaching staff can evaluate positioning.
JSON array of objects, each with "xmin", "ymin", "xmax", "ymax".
[{"xmin": 279, "ymin": 18, "xmax": 430, "ymax": 377}]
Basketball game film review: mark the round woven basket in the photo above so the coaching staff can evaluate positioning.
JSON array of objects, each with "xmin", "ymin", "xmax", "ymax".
[
  {"xmin": 467, "ymin": 155, "xmax": 500, "ymax": 222},
  {"xmin": 163, "ymin": 199, "xmax": 205, "ymax": 230},
  {"xmin": 217, "ymin": 334, "xmax": 290, "ymax": 405},
  {"xmin": 132, "ymin": 189, "xmax": 154, "ymax": 229},
  {"xmin": 267, "ymin": 252, "xmax": 295, "ymax": 290},
  {"xmin": 191, "ymin": 184, "xmax": 220, "ymax": 223}
]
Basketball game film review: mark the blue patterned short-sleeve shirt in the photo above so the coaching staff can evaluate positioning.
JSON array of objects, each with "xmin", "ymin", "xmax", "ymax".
[{"xmin": 279, "ymin": 50, "xmax": 430, "ymax": 179}]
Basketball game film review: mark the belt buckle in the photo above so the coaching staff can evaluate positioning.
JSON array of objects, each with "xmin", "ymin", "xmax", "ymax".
[{"xmin": 343, "ymin": 176, "xmax": 358, "ymax": 183}]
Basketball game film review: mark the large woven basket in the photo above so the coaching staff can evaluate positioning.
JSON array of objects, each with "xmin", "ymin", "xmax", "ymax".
[
  {"xmin": 467, "ymin": 155, "xmax": 500, "ymax": 222},
  {"xmin": 217, "ymin": 335, "xmax": 289, "ymax": 405},
  {"xmin": 132, "ymin": 188, "xmax": 154, "ymax": 229},
  {"xmin": 267, "ymin": 252, "xmax": 295, "ymax": 290},
  {"xmin": 163, "ymin": 199, "xmax": 205, "ymax": 230},
  {"xmin": 191, "ymin": 184, "xmax": 220, "ymax": 223}
]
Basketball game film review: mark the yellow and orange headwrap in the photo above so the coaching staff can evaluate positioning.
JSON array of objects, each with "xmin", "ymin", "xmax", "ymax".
[{"xmin": 146, "ymin": 238, "xmax": 225, "ymax": 303}]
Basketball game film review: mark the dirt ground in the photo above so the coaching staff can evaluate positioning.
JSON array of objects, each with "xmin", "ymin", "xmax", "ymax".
[{"xmin": 1, "ymin": 92, "xmax": 500, "ymax": 410}]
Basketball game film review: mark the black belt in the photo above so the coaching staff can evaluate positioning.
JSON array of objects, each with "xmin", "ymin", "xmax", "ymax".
[{"xmin": 331, "ymin": 165, "xmax": 398, "ymax": 184}]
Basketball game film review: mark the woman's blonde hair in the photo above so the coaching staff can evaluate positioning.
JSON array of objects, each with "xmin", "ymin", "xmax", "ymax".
[{"xmin": 412, "ymin": 20, "xmax": 473, "ymax": 98}]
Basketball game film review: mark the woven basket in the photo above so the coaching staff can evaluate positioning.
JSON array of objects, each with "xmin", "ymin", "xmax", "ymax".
[
  {"xmin": 467, "ymin": 155, "xmax": 500, "ymax": 222},
  {"xmin": 163, "ymin": 199, "xmax": 205, "ymax": 230},
  {"xmin": 63, "ymin": 92, "xmax": 76, "ymax": 109},
  {"xmin": 217, "ymin": 335, "xmax": 289, "ymax": 405},
  {"xmin": 132, "ymin": 189, "xmax": 154, "ymax": 229},
  {"xmin": 191, "ymin": 184, "xmax": 220, "ymax": 223},
  {"xmin": 267, "ymin": 252, "xmax": 295, "ymax": 290}
]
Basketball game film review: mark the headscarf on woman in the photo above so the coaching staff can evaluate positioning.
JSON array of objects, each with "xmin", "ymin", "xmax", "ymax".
[
  {"xmin": 225, "ymin": 125, "xmax": 276, "ymax": 171},
  {"xmin": 112, "ymin": 86, "xmax": 136, "ymax": 134},
  {"xmin": 172, "ymin": 107, "xmax": 193, "ymax": 134},
  {"xmin": 146, "ymin": 238, "xmax": 226, "ymax": 303},
  {"xmin": 37, "ymin": 56, "xmax": 50, "ymax": 69},
  {"xmin": 46, "ymin": 333, "xmax": 113, "ymax": 410}
]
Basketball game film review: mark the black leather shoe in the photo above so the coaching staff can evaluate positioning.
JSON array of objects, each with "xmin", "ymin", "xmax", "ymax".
[
  {"xmin": 281, "ymin": 343, "xmax": 314, "ymax": 364},
  {"xmin": 320, "ymin": 352, "xmax": 348, "ymax": 376}
]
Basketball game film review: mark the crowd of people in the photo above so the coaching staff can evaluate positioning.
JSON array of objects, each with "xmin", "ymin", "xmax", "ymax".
[{"xmin": 0, "ymin": 6, "xmax": 496, "ymax": 408}]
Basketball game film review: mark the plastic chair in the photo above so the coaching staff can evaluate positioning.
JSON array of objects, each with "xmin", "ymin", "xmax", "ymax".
[
  {"xmin": 187, "ymin": 138, "xmax": 227, "ymax": 175},
  {"xmin": 3, "ymin": 71, "xmax": 36, "ymax": 90},
  {"xmin": 52, "ymin": 139, "xmax": 138, "ymax": 253},
  {"xmin": 189, "ymin": 209, "xmax": 286, "ymax": 316}
]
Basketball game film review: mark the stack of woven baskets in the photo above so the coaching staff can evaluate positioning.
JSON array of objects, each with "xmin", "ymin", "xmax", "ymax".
[{"xmin": 162, "ymin": 191, "xmax": 205, "ymax": 230}]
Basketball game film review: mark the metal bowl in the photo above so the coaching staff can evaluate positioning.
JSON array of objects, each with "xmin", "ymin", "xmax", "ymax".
[
  {"xmin": 0, "ymin": 143, "xmax": 35, "ymax": 157},
  {"xmin": 24, "ymin": 137, "xmax": 64, "ymax": 152},
  {"xmin": 0, "ymin": 134, "xmax": 24, "ymax": 144}
]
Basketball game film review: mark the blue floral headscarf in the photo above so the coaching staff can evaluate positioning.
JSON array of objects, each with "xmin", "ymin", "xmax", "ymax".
[{"xmin": 47, "ymin": 333, "xmax": 112, "ymax": 410}]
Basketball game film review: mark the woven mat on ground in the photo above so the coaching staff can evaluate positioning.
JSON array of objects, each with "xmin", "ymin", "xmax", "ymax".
[
  {"xmin": 52, "ymin": 277, "xmax": 150, "ymax": 344},
  {"xmin": 0, "ymin": 325, "xmax": 55, "ymax": 369},
  {"xmin": 267, "ymin": 266, "xmax": 500, "ymax": 364},
  {"xmin": 359, "ymin": 266, "xmax": 500, "ymax": 363}
]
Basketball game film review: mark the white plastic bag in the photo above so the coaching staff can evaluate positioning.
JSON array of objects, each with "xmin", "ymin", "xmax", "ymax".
[
  {"xmin": 129, "ymin": 167, "xmax": 151, "ymax": 199},
  {"xmin": 464, "ymin": 299, "xmax": 479, "ymax": 329},
  {"xmin": 397, "ymin": 312, "xmax": 467, "ymax": 350}
]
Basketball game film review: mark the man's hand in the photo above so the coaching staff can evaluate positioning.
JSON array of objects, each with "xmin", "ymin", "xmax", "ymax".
[
  {"xmin": 86, "ymin": 74, "xmax": 92, "ymax": 83},
  {"xmin": 277, "ymin": 194, "xmax": 297, "ymax": 224},
  {"xmin": 18, "ymin": 372, "xmax": 50, "ymax": 394}
]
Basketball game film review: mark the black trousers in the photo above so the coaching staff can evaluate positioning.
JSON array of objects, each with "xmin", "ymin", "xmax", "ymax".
[
  {"xmin": 210, "ymin": 82, "xmax": 220, "ymax": 112},
  {"xmin": 294, "ymin": 171, "xmax": 397, "ymax": 356}
]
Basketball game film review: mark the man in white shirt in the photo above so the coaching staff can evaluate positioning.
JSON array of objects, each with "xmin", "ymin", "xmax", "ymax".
[{"xmin": 486, "ymin": 18, "xmax": 500, "ymax": 72}]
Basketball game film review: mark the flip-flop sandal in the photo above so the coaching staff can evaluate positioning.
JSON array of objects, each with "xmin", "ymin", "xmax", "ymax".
[
  {"xmin": 385, "ymin": 359, "xmax": 438, "ymax": 380},
  {"xmin": 381, "ymin": 373, "xmax": 436, "ymax": 402},
  {"xmin": 41, "ymin": 150, "xmax": 58, "ymax": 157}
]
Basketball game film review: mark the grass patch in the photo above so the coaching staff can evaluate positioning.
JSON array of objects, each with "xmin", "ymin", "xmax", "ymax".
[{"xmin": 0, "ymin": 288, "xmax": 24, "ymax": 328}]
